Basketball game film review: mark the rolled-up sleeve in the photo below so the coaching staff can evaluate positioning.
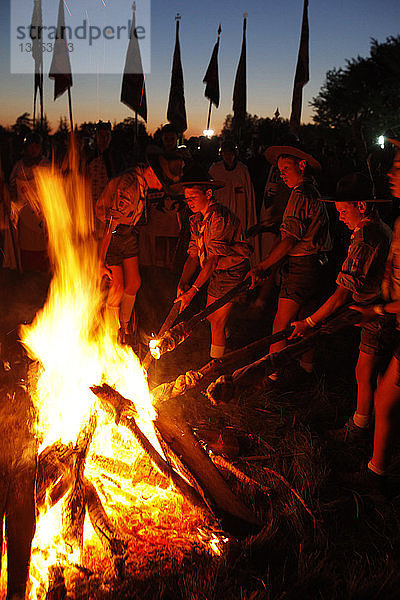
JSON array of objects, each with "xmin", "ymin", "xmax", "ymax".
[
  {"xmin": 280, "ymin": 190, "xmax": 309, "ymax": 240},
  {"xmin": 188, "ymin": 229, "xmax": 198, "ymax": 258},
  {"xmin": 206, "ymin": 214, "xmax": 250, "ymax": 259},
  {"xmin": 336, "ymin": 242, "xmax": 375, "ymax": 295}
]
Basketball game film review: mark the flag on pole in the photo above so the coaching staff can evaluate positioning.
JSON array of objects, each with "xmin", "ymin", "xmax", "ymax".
[
  {"xmin": 49, "ymin": 0, "xmax": 73, "ymax": 100},
  {"xmin": 167, "ymin": 15, "xmax": 187, "ymax": 133},
  {"xmin": 121, "ymin": 3, "xmax": 147, "ymax": 122},
  {"xmin": 30, "ymin": 0, "xmax": 43, "ymax": 125},
  {"xmin": 289, "ymin": 0, "xmax": 309, "ymax": 135},
  {"xmin": 203, "ymin": 24, "xmax": 221, "ymax": 108},
  {"xmin": 232, "ymin": 14, "xmax": 247, "ymax": 133}
]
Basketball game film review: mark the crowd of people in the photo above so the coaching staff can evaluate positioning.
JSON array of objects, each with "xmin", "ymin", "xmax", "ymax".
[{"xmin": 1, "ymin": 121, "xmax": 400, "ymax": 501}]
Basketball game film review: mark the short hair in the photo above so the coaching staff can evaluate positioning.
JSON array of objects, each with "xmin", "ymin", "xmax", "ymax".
[
  {"xmin": 220, "ymin": 140, "xmax": 237, "ymax": 153},
  {"xmin": 161, "ymin": 123, "xmax": 179, "ymax": 136},
  {"xmin": 277, "ymin": 154, "xmax": 314, "ymax": 177}
]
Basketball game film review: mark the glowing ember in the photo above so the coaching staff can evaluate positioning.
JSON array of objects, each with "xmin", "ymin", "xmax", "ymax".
[
  {"xmin": 149, "ymin": 339, "xmax": 161, "ymax": 360},
  {"xmin": 4, "ymin": 145, "xmax": 222, "ymax": 599}
]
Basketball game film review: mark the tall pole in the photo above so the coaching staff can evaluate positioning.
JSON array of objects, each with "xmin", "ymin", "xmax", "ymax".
[
  {"xmin": 204, "ymin": 23, "xmax": 221, "ymax": 133},
  {"xmin": 40, "ymin": 73, "xmax": 44, "ymax": 130},
  {"xmin": 68, "ymin": 87, "xmax": 74, "ymax": 132},
  {"xmin": 206, "ymin": 100, "xmax": 212, "ymax": 131}
]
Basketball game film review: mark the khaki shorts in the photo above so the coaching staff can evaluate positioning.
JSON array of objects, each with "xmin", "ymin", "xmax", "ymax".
[
  {"xmin": 360, "ymin": 318, "xmax": 396, "ymax": 357},
  {"xmin": 279, "ymin": 255, "xmax": 321, "ymax": 307},
  {"xmin": 106, "ymin": 225, "xmax": 139, "ymax": 266},
  {"xmin": 208, "ymin": 259, "xmax": 249, "ymax": 300}
]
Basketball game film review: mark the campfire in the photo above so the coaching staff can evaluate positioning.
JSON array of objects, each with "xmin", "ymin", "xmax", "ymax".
[{"xmin": 0, "ymin": 150, "xmax": 238, "ymax": 599}]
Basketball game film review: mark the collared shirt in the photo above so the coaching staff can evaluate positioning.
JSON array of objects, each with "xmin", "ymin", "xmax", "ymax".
[
  {"xmin": 188, "ymin": 201, "xmax": 251, "ymax": 270},
  {"xmin": 337, "ymin": 215, "xmax": 392, "ymax": 304},
  {"xmin": 280, "ymin": 180, "xmax": 331, "ymax": 256},
  {"xmin": 95, "ymin": 165, "xmax": 149, "ymax": 227}
]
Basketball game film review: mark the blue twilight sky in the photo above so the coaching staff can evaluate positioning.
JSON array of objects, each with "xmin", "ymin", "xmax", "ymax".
[{"xmin": 1, "ymin": 0, "xmax": 400, "ymax": 137}]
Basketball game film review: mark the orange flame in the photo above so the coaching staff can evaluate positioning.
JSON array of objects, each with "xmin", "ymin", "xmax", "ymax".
[{"xmin": 1, "ymin": 145, "xmax": 223, "ymax": 599}]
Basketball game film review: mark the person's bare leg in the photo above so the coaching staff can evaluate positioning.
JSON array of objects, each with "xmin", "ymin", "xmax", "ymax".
[
  {"xmin": 207, "ymin": 297, "xmax": 232, "ymax": 358},
  {"xmin": 354, "ymin": 351, "xmax": 380, "ymax": 426},
  {"xmin": 371, "ymin": 356, "xmax": 400, "ymax": 473},
  {"xmin": 120, "ymin": 256, "xmax": 141, "ymax": 336},
  {"xmin": 269, "ymin": 297, "xmax": 301, "ymax": 355},
  {"xmin": 105, "ymin": 264, "xmax": 124, "ymax": 339}
]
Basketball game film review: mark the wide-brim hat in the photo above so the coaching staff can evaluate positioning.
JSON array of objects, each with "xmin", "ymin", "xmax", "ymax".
[
  {"xmin": 169, "ymin": 163, "xmax": 225, "ymax": 194},
  {"xmin": 322, "ymin": 172, "xmax": 391, "ymax": 203},
  {"xmin": 264, "ymin": 145, "xmax": 321, "ymax": 172}
]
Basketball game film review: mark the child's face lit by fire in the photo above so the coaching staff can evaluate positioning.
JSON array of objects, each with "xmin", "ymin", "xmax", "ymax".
[
  {"xmin": 184, "ymin": 186, "xmax": 212, "ymax": 214},
  {"xmin": 335, "ymin": 201, "xmax": 366, "ymax": 231}
]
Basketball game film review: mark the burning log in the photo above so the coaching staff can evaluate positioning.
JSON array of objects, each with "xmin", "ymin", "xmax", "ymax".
[
  {"xmin": 91, "ymin": 383, "xmax": 261, "ymax": 530},
  {"xmin": 36, "ymin": 441, "xmax": 75, "ymax": 510},
  {"xmin": 84, "ymin": 478, "xmax": 128, "ymax": 577},
  {"xmin": 62, "ymin": 413, "xmax": 98, "ymax": 552},
  {"xmin": 206, "ymin": 307, "xmax": 363, "ymax": 404},
  {"xmin": 148, "ymin": 280, "xmax": 251, "ymax": 361},
  {"xmin": 37, "ymin": 410, "xmax": 129, "ymax": 583},
  {"xmin": 154, "ymin": 408, "xmax": 261, "ymax": 529},
  {"xmin": 90, "ymin": 383, "xmax": 211, "ymax": 515}
]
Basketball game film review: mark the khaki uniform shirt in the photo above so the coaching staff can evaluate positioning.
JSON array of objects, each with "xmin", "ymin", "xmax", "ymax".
[
  {"xmin": 188, "ymin": 201, "xmax": 251, "ymax": 270},
  {"xmin": 337, "ymin": 215, "xmax": 392, "ymax": 304},
  {"xmin": 280, "ymin": 180, "xmax": 331, "ymax": 257}
]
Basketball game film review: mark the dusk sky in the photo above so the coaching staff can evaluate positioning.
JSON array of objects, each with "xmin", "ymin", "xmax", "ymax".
[{"xmin": 1, "ymin": 0, "xmax": 400, "ymax": 137}]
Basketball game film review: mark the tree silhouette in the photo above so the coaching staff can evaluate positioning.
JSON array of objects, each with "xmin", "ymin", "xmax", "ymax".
[{"xmin": 311, "ymin": 36, "xmax": 400, "ymax": 144}]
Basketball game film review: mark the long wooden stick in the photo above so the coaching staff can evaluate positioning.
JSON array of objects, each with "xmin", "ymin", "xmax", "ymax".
[
  {"xmin": 206, "ymin": 306, "xmax": 362, "ymax": 404},
  {"xmin": 151, "ymin": 326, "xmax": 294, "ymax": 404},
  {"xmin": 151, "ymin": 279, "xmax": 252, "ymax": 360},
  {"xmin": 142, "ymin": 300, "xmax": 181, "ymax": 371}
]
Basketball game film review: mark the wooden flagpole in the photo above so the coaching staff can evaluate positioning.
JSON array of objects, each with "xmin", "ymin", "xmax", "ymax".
[
  {"xmin": 68, "ymin": 87, "xmax": 74, "ymax": 132},
  {"xmin": 206, "ymin": 100, "xmax": 212, "ymax": 131}
]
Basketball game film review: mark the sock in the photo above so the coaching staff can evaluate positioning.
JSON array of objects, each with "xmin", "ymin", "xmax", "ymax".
[
  {"xmin": 368, "ymin": 460, "xmax": 385, "ymax": 476},
  {"xmin": 120, "ymin": 293, "xmax": 136, "ymax": 334},
  {"xmin": 299, "ymin": 359, "xmax": 313, "ymax": 373},
  {"xmin": 105, "ymin": 304, "xmax": 120, "ymax": 338},
  {"xmin": 210, "ymin": 344, "xmax": 225, "ymax": 358},
  {"xmin": 353, "ymin": 411, "xmax": 369, "ymax": 429},
  {"xmin": 267, "ymin": 372, "xmax": 279, "ymax": 381}
]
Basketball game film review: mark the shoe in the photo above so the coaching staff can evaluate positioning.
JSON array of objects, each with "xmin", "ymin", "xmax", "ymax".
[
  {"xmin": 326, "ymin": 417, "xmax": 369, "ymax": 444},
  {"xmin": 339, "ymin": 466, "xmax": 387, "ymax": 499}
]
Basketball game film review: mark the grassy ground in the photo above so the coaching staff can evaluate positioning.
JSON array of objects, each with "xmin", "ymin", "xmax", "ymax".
[{"xmin": 2, "ymin": 267, "xmax": 400, "ymax": 599}]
